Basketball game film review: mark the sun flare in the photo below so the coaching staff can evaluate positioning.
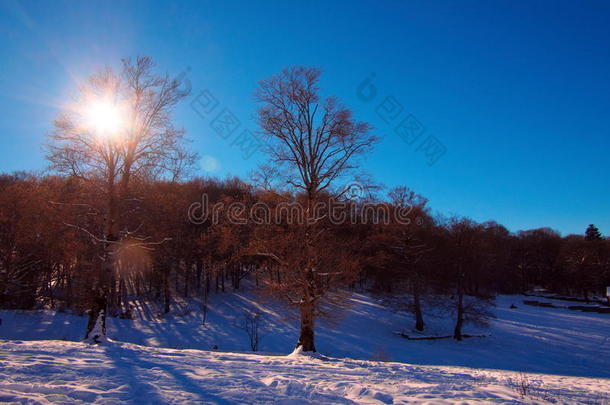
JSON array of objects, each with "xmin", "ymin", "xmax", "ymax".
[{"xmin": 84, "ymin": 100, "xmax": 125, "ymax": 138}]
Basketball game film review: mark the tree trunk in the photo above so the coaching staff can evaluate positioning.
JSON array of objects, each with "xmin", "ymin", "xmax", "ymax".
[
  {"xmin": 297, "ymin": 193, "xmax": 318, "ymax": 353},
  {"xmin": 453, "ymin": 273, "xmax": 464, "ymax": 341},
  {"xmin": 47, "ymin": 268, "xmax": 54, "ymax": 307},
  {"xmin": 413, "ymin": 276, "xmax": 425, "ymax": 332},
  {"xmin": 66, "ymin": 270, "xmax": 72, "ymax": 308},
  {"xmin": 196, "ymin": 261, "xmax": 202, "ymax": 293},
  {"xmin": 205, "ymin": 266, "xmax": 211, "ymax": 294},
  {"xmin": 221, "ymin": 268, "xmax": 225, "ymax": 292},
  {"xmin": 184, "ymin": 265, "xmax": 189, "ymax": 297},
  {"xmin": 163, "ymin": 265, "xmax": 171, "ymax": 314},
  {"xmin": 84, "ymin": 293, "xmax": 107, "ymax": 343},
  {"xmin": 297, "ymin": 301, "xmax": 316, "ymax": 352},
  {"xmin": 85, "ymin": 243, "xmax": 114, "ymax": 342},
  {"xmin": 174, "ymin": 265, "xmax": 179, "ymax": 293},
  {"xmin": 201, "ymin": 270, "xmax": 208, "ymax": 325},
  {"xmin": 117, "ymin": 276, "xmax": 124, "ymax": 309},
  {"xmin": 85, "ymin": 169, "xmax": 118, "ymax": 342},
  {"xmin": 109, "ymin": 271, "xmax": 117, "ymax": 308},
  {"xmin": 518, "ymin": 261, "xmax": 528, "ymax": 293}
]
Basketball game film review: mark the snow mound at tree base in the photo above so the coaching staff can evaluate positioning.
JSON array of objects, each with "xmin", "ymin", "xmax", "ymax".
[
  {"xmin": 287, "ymin": 344, "xmax": 304, "ymax": 358},
  {"xmin": 0, "ymin": 339, "xmax": 608, "ymax": 404}
]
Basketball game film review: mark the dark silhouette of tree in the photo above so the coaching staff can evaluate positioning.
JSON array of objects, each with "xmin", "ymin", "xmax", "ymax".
[
  {"xmin": 585, "ymin": 224, "xmax": 603, "ymax": 241},
  {"xmin": 253, "ymin": 66, "xmax": 378, "ymax": 352},
  {"xmin": 46, "ymin": 56, "xmax": 194, "ymax": 342}
]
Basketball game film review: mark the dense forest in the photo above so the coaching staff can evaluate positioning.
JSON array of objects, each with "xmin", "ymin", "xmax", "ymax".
[{"xmin": 1, "ymin": 173, "xmax": 608, "ymax": 337}]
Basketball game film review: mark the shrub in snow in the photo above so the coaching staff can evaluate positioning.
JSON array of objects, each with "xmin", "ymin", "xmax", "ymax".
[
  {"xmin": 119, "ymin": 305, "xmax": 133, "ymax": 320},
  {"xmin": 370, "ymin": 347, "xmax": 392, "ymax": 362},
  {"xmin": 236, "ymin": 310, "xmax": 263, "ymax": 352}
]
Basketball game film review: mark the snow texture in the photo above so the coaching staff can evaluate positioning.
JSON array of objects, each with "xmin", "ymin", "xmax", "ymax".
[
  {"xmin": 0, "ymin": 339, "xmax": 608, "ymax": 404},
  {"xmin": 0, "ymin": 294, "xmax": 609, "ymax": 403}
]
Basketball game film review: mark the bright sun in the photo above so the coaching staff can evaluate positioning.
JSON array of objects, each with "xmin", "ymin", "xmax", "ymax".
[{"xmin": 84, "ymin": 100, "xmax": 125, "ymax": 138}]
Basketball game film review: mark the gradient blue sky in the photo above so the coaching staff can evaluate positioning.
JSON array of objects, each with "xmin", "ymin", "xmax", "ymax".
[{"xmin": 1, "ymin": 0, "xmax": 609, "ymax": 235}]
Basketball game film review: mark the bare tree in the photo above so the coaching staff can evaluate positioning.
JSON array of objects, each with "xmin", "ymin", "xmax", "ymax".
[
  {"xmin": 237, "ymin": 310, "xmax": 263, "ymax": 352},
  {"xmin": 253, "ymin": 66, "xmax": 378, "ymax": 352},
  {"xmin": 443, "ymin": 217, "xmax": 497, "ymax": 340},
  {"xmin": 388, "ymin": 186, "xmax": 431, "ymax": 332},
  {"xmin": 46, "ymin": 56, "xmax": 195, "ymax": 342}
]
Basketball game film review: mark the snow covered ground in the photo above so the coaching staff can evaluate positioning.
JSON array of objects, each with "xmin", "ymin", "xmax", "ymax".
[
  {"xmin": 1, "ymin": 339, "xmax": 608, "ymax": 404},
  {"xmin": 1, "ymin": 293, "xmax": 609, "ymax": 403}
]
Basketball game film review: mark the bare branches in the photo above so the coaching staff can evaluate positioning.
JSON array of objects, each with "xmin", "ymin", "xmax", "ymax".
[
  {"xmin": 254, "ymin": 66, "xmax": 378, "ymax": 198},
  {"xmin": 64, "ymin": 221, "xmax": 172, "ymax": 261},
  {"xmin": 252, "ymin": 252, "xmax": 286, "ymax": 266},
  {"xmin": 46, "ymin": 56, "xmax": 196, "ymax": 188}
]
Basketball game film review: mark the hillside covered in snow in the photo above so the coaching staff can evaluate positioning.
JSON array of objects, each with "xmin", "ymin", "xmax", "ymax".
[{"xmin": 1, "ymin": 293, "xmax": 609, "ymax": 404}]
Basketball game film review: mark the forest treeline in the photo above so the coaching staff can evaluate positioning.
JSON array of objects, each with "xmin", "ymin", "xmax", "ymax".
[
  {"xmin": 1, "ymin": 171, "xmax": 608, "ymax": 333},
  {"xmin": 1, "ymin": 59, "xmax": 609, "ymax": 347}
]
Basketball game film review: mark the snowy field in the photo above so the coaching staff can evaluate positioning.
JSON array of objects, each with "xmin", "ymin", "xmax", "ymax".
[
  {"xmin": 1, "ymin": 339, "xmax": 608, "ymax": 404},
  {"xmin": 1, "ymin": 294, "xmax": 609, "ymax": 404}
]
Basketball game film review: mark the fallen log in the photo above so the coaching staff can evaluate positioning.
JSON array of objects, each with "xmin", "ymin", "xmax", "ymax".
[
  {"xmin": 523, "ymin": 300, "xmax": 558, "ymax": 308},
  {"xmin": 567, "ymin": 306, "xmax": 610, "ymax": 314},
  {"xmin": 523, "ymin": 293, "xmax": 610, "ymax": 307}
]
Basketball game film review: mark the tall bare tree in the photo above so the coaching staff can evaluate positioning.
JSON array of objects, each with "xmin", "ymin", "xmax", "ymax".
[
  {"xmin": 46, "ymin": 56, "xmax": 195, "ymax": 342},
  {"xmin": 253, "ymin": 66, "xmax": 378, "ymax": 352}
]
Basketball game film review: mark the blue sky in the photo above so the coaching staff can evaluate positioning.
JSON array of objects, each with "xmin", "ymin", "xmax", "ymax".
[{"xmin": 1, "ymin": 0, "xmax": 609, "ymax": 235}]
